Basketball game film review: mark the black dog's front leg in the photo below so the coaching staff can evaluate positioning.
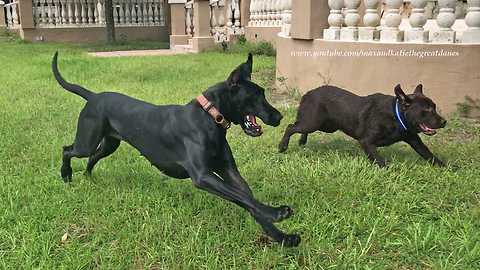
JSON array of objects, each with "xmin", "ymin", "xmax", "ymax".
[
  {"xmin": 359, "ymin": 140, "xmax": 386, "ymax": 167},
  {"xmin": 405, "ymin": 136, "xmax": 446, "ymax": 167}
]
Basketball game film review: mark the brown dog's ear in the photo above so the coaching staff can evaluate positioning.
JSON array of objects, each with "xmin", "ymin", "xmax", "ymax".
[
  {"xmin": 227, "ymin": 69, "xmax": 240, "ymax": 87},
  {"xmin": 394, "ymin": 84, "xmax": 411, "ymax": 106},
  {"xmin": 413, "ymin": 84, "xmax": 423, "ymax": 95}
]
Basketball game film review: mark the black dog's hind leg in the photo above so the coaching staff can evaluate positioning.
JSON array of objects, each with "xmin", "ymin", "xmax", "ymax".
[
  {"xmin": 279, "ymin": 122, "xmax": 317, "ymax": 152},
  {"xmin": 61, "ymin": 111, "xmax": 106, "ymax": 181},
  {"xmin": 86, "ymin": 136, "xmax": 121, "ymax": 175},
  {"xmin": 359, "ymin": 140, "xmax": 386, "ymax": 167},
  {"xmin": 404, "ymin": 136, "xmax": 446, "ymax": 167}
]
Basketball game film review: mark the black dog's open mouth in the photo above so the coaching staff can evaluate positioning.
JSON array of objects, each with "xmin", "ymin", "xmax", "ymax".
[
  {"xmin": 419, "ymin": 123, "xmax": 436, "ymax": 135},
  {"xmin": 243, "ymin": 115, "xmax": 263, "ymax": 137}
]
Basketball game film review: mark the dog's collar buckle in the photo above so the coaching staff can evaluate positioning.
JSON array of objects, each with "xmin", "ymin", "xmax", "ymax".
[{"xmin": 197, "ymin": 94, "xmax": 231, "ymax": 130}]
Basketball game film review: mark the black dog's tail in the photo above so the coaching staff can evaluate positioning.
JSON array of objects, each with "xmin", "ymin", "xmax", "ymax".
[{"xmin": 52, "ymin": 51, "xmax": 94, "ymax": 101}]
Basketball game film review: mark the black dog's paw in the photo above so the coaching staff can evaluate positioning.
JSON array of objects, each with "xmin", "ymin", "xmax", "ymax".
[
  {"xmin": 282, "ymin": 233, "xmax": 301, "ymax": 247},
  {"xmin": 278, "ymin": 142, "xmax": 288, "ymax": 153},
  {"xmin": 275, "ymin": 205, "xmax": 293, "ymax": 222},
  {"xmin": 61, "ymin": 166, "xmax": 72, "ymax": 182},
  {"xmin": 272, "ymin": 205, "xmax": 293, "ymax": 223}
]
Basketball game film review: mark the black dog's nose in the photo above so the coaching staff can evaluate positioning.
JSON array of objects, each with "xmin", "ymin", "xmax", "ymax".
[{"xmin": 441, "ymin": 118, "xmax": 447, "ymax": 126}]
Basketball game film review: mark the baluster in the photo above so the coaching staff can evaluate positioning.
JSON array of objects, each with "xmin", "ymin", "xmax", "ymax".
[
  {"xmin": 54, "ymin": 0, "xmax": 61, "ymax": 26},
  {"xmin": 324, "ymin": 0, "xmax": 343, "ymax": 40},
  {"xmin": 86, "ymin": 0, "xmax": 93, "ymax": 25},
  {"xmin": 111, "ymin": 0, "xmax": 117, "ymax": 25},
  {"xmin": 234, "ymin": 0, "xmax": 240, "ymax": 33},
  {"xmin": 380, "ymin": 0, "xmax": 405, "ymax": 42},
  {"xmin": 119, "ymin": 0, "xmax": 125, "ymax": 26},
  {"xmin": 132, "ymin": 0, "xmax": 138, "ymax": 25},
  {"xmin": 359, "ymin": 0, "xmax": 381, "ymax": 41},
  {"xmin": 431, "ymin": 0, "xmax": 457, "ymax": 43},
  {"xmin": 218, "ymin": 0, "xmax": 225, "ymax": 40},
  {"xmin": 142, "ymin": 0, "xmax": 149, "ymax": 25},
  {"xmin": 94, "ymin": 0, "xmax": 99, "ymax": 25},
  {"xmin": 210, "ymin": 2, "xmax": 217, "ymax": 41},
  {"xmin": 186, "ymin": 4, "xmax": 192, "ymax": 38},
  {"xmin": 275, "ymin": 0, "xmax": 282, "ymax": 26},
  {"xmin": 269, "ymin": 0, "xmax": 275, "ymax": 26},
  {"xmin": 6, "ymin": 5, "xmax": 12, "ymax": 27},
  {"xmin": 248, "ymin": 0, "xmax": 255, "ymax": 26},
  {"xmin": 159, "ymin": 0, "xmax": 165, "ymax": 25},
  {"xmin": 67, "ymin": 0, "xmax": 74, "ymax": 25},
  {"xmin": 255, "ymin": 0, "xmax": 261, "ymax": 26},
  {"xmin": 152, "ymin": 0, "xmax": 157, "ymax": 25},
  {"xmin": 462, "ymin": 0, "xmax": 480, "ymax": 43},
  {"xmin": 340, "ymin": 0, "xmax": 361, "ymax": 40},
  {"xmin": 74, "ymin": 0, "xmax": 81, "ymax": 25},
  {"xmin": 62, "ymin": 0, "xmax": 68, "ymax": 25},
  {"xmin": 149, "ymin": 0, "xmax": 154, "ymax": 25},
  {"xmin": 282, "ymin": 0, "xmax": 291, "ymax": 36},
  {"xmin": 405, "ymin": 0, "xmax": 429, "ymax": 42},
  {"xmin": 125, "ymin": 0, "xmax": 131, "ymax": 25},
  {"xmin": 46, "ymin": 0, "xmax": 55, "ymax": 27},
  {"xmin": 261, "ymin": 0, "xmax": 267, "ymax": 26},
  {"xmin": 40, "ymin": 0, "xmax": 46, "ymax": 26},
  {"xmin": 136, "ymin": 0, "xmax": 143, "ymax": 25},
  {"xmin": 226, "ymin": 0, "xmax": 233, "ymax": 34},
  {"xmin": 101, "ymin": 0, "xmax": 106, "ymax": 25}
]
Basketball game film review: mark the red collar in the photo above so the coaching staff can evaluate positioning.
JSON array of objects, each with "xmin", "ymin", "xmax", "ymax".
[{"xmin": 196, "ymin": 94, "xmax": 231, "ymax": 129}]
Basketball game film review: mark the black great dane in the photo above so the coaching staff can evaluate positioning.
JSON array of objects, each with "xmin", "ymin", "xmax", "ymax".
[{"xmin": 52, "ymin": 52, "xmax": 301, "ymax": 247}]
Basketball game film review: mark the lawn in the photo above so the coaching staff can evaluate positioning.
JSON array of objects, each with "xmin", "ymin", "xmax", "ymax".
[{"xmin": 0, "ymin": 38, "xmax": 479, "ymax": 269}]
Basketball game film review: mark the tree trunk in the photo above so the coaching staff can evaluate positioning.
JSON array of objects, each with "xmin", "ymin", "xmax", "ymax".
[{"xmin": 105, "ymin": 0, "xmax": 115, "ymax": 43}]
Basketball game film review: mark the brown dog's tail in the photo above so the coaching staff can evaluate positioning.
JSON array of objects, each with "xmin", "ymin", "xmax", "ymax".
[{"xmin": 52, "ymin": 51, "xmax": 94, "ymax": 101}]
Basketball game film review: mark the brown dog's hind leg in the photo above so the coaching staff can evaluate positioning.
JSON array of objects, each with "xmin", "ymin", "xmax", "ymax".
[{"xmin": 279, "ymin": 122, "xmax": 317, "ymax": 152}]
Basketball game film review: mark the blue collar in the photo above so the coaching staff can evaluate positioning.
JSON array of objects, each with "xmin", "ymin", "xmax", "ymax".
[{"xmin": 395, "ymin": 99, "xmax": 408, "ymax": 131}]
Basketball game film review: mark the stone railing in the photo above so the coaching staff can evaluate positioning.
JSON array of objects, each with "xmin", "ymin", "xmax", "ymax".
[
  {"xmin": 32, "ymin": 0, "xmax": 166, "ymax": 28},
  {"xmin": 210, "ymin": 0, "xmax": 242, "ymax": 41},
  {"xmin": 322, "ymin": 0, "xmax": 480, "ymax": 44},
  {"xmin": 247, "ymin": 0, "xmax": 291, "ymax": 35},
  {"xmin": 185, "ymin": 0, "xmax": 193, "ymax": 37},
  {"xmin": 4, "ymin": 0, "xmax": 20, "ymax": 29},
  {"xmin": 183, "ymin": 0, "xmax": 243, "ymax": 42}
]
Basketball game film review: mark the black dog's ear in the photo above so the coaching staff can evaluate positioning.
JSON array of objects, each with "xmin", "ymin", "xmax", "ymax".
[
  {"xmin": 394, "ymin": 84, "xmax": 411, "ymax": 106},
  {"xmin": 413, "ymin": 84, "xmax": 423, "ymax": 95},
  {"xmin": 227, "ymin": 69, "xmax": 240, "ymax": 87},
  {"xmin": 245, "ymin": 53, "xmax": 253, "ymax": 74}
]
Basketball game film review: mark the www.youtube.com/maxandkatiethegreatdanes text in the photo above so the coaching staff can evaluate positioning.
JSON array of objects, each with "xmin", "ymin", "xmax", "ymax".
[{"xmin": 290, "ymin": 49, "xmax": 460, "ymax": 59}]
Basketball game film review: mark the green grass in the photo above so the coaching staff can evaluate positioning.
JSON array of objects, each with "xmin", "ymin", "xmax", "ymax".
[{"xmin": 0, "ymin": 41, "xmax": 479, "ymax": 269}]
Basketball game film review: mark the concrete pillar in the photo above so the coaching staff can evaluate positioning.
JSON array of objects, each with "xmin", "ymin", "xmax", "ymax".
[
  {"xmin": 169, "ymin": 0, "xmax": 188, "ymax": 46},
  {"xmin": 0, "ymin": 1, "xmax": 6, "ymax": 29},
  {"xmin": 18, "ymin": 0, "xmax": 35, "ymax": 29},
  {"xmin": 192, "ymin": 0, "xmax": 214, "ymax": 51},
  {"xmin": 291, "ymin": 0, "xmax": 329, "ymax": 40},
  {"xmin": 241, "ymin": 0, "xmax": 251, "ymax": 27}
]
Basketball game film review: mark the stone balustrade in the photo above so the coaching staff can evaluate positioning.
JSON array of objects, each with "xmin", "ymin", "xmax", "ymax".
[
  {"xmin": 4, "ymin": 1, "xmax": 20, "ymax": 29},
  {"xmin": 28, "ymin": 0, "xmax": 165, "ymax": 28},
  {"xmin": 320, "ymin": 0, "xmax": 480, "ymax": 43},
  {"xmin": 248, "ymin": 0, "xmax": 286, "ymax": 27}
]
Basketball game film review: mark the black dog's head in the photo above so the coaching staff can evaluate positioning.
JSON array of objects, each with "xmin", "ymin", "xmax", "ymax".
[
  {"xmin": 226, "ymin": 53, "xmax": 283, "ymax": 137},
  {"xmin": 394, "ymin": 84, "xmax": 447, "ymax": 135}
]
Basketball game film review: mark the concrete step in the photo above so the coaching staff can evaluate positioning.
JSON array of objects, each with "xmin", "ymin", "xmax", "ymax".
[{"xmin": 170, "ymin": 44, "xmax": 197, "ymax": 54}]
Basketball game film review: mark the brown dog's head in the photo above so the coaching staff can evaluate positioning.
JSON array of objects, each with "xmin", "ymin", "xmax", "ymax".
[{"xmin": 394, "ymin": 84, "xmax": 446, "ymax": 135}]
